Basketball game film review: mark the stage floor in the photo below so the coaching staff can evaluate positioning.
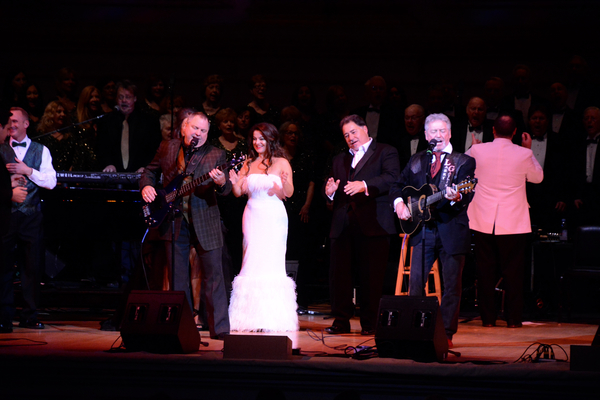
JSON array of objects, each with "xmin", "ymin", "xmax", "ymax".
[{"xmin": 1, "ymin": 304, "xmax": 599, "ymax": 400}]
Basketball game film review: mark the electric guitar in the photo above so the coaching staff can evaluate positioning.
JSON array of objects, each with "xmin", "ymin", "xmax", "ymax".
[
  {"xmin": 398, "ymin": 178, "xmax": 477, "ymax": 235},
  {"xmin": 142, "ymin": 154, "xmax": 246, "ymax": 228}
]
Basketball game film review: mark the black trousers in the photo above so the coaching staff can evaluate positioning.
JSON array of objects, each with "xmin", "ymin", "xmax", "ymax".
[
  {"xmin": 1, "ymin": 210, "xmax": 44, "ymax": 322},
  {"xmin": 329, "ymin": 211, "xmax": 390, "ymax": 331},
  {"xmin": 474, "ymin": 231, "xmax": 528, "ymax": 325},
  {"xmin": 409, "ymin": 225, "xmax": 465, "ymax": 340},
  {"xmin": 163, "ymin": 217, "xmax": 230, "ymax": 338}
]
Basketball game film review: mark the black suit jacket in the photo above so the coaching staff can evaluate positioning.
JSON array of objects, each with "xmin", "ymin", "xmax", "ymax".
[
  {"xmin": 97, "ymin": 107, "xmax": 161, "ymax": 172},
  {"xmin": 389, "ymin": 150, "xmax": 476, "ymax": 254},
  {"xmin": 397, "ymin": 128, "xmax": 428, "ymax": 168},
  {"xmin": 526, "ymin": 131, "xmax": 570, "ymax": 229},
  {"xmin": 451, "ymin": 119, "xmax": 494, "ymax": 153},
  {"xmin": 326, "ymin": 140, "xmax": 400, "ymax": 238}
]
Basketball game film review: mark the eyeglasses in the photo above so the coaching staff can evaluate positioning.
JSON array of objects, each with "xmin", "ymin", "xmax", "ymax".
[
  {"xmin": 405, "ymin": 115, "xmax": 424, "ymax": 121},
  {"xmin": 427, "ymin": 129, "xmax": 448, "ymax": 134}
]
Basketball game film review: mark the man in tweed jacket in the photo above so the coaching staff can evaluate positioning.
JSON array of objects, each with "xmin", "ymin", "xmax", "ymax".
[{"xmin": 140, "ymin": 112, "xmax": 231, "ymax": 340}]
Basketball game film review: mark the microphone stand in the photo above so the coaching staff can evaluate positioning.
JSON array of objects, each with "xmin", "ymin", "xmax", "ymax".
[
  {"xmin": 421, "ymin": 139, "xmax": 437, "ymax": 298},
  {"xmin": 33, "ymin": 114, "xmax": 106, "ymax": 139}
]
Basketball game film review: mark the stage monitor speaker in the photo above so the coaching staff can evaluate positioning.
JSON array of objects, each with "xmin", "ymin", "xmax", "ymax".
[
  {"xmin": 223, "ymin": 334, "xmax": 292, "ymax": 360},
  {"xmin": 375, "ymin": 295, "xmax": 448, "ymax": 362},
  {"xmin": 120, "ymin": 290, "xmax": 200, "ymax": 354}
]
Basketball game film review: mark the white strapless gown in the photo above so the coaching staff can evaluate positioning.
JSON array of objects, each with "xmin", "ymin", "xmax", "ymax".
[{"xmin": 228, "ymin": 174, "xmax": 299, "ymax": 332}]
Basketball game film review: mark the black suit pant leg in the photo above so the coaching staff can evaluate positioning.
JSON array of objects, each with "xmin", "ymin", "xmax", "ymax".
[
  {"xmin": 164, "ymin": 217, "xmax": 230, "ymax": 337},
  {"xmin": 0, "ymin": 211, "xmax": 43, "ymax": 322},
  {"xmin": 329, "ymin": 214, "xmax": 389, "ymax": 331},
  {"xmin": 410, "ymin": 226, "xmax": 465, "ymax": 339},
  {"xmin": 474, "ymin": 231, "xmax": 527, "ymax": 325}
]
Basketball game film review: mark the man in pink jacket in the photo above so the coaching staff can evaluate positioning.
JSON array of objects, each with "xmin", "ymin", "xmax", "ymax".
[{"xmin": 467, "ymin": 114, "xmax": 543, "ymax": 328}]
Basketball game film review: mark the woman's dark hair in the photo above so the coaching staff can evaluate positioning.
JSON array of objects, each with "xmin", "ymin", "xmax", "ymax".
[{"xmin": 246, "ymin": 122, "xmax": 285, "ymax": 174}]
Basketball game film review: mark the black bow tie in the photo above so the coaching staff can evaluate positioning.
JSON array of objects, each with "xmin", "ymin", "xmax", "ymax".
[
  {"xmin": 586, "ymin": 137, "xmax": 599, "ymax": 145},
  {"xmin": 12, "ymin": 141, "xmax": 26, "ymax": 148},
  {"xmin": 367, "ymin": 107, "xmax": 380, "ymax": 113},
  {"xmin": 468, "ymin": 125, "xmax": 482, "ymax": 133},
  {"xmin": 533, "ymin": 135, "xmax": 546, "ymax": 141}
]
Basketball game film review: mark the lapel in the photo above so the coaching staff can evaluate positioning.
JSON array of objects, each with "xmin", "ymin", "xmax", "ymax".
[{"xmin": 353, "ymin": 140, "xmax": 376, "ymax": 177}]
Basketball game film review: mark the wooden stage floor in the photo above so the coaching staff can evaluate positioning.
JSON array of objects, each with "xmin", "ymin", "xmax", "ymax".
[{"xmin": 1, "ymin": 303, "xmax": 599, "ymax": 400}]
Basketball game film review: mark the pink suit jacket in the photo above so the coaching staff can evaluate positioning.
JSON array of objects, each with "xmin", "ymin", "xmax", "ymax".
[{"xmin": 467, "ymin": 138, "xmax": 543, "ymax": 235}]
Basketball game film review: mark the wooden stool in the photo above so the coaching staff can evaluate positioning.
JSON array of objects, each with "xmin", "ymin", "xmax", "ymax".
[{"xmin": 395, "ymin": 234, "xmax": 442, "ymax": 304}]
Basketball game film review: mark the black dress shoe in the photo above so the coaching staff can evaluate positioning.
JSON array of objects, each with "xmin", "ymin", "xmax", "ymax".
[
  {"xmin": 0, "ymin": 321, "xmax": 13, "ymax": 333},
  {"xmin": 211, "ymin": 332, "xmax": 229, "ymax": 340},
  {"xmin": 19, "ymin": 319, "xmax": 45, "ymax": 329},
  {"xmin": 360, "ymin": 329, "xmax": 376, "ymax": 336},
  {"xmin": 324, "ymin": 325, "xmax": 350, "ymax": 334}
]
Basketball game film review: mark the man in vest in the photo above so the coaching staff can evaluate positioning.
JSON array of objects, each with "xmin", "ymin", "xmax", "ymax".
[{"xmin": 0, "ymin": 107, "xmax": 56, "ymax": 332}]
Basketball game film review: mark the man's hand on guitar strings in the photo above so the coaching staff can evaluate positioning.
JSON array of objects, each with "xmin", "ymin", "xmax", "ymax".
[
  {"xmin": 444, "ymin": 186, "xmax": 461, "ymax": 202},
  {"xmin": 141, "ymin": 186, "xmax": 157, "ymax": 203},
  {"xmin": 395, "ymin": 201, "xmax": 412, "ymax": 221}
]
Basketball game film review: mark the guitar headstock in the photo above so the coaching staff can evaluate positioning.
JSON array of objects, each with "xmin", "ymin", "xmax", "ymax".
[
  {"xmin": 456, "ymin": 177, "xmax": 478, "ymax": 194},
  {"xmin": 230, "ymin": 153, "xmax": 246, "ymax": 172}
]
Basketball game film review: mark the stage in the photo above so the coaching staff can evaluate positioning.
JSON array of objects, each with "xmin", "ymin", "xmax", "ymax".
[{"xmin": 1, "ymin": 303, "xmax": 599, "ymax": 400}]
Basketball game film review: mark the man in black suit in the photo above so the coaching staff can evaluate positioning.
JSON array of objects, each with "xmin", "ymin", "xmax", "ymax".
[
  {"xmin": 451, "ymin": 97, "xmax": 494, "ymax": 153},
  {"xmin": 140, "ymin": 112, "xmax": 231, "ymax": 340},
  {"xmin": 526, "ymin": 104, "xmax": 569, "ymax": 232},
  {"xmin": 351, "ymin": 76, "xmax": 401, "ymax": 149},
  {"xmin": 97, "ymin": 80, "xmax": 161, "ymax": 173},
  {"xmin": 573, "ymin": 106, "xmax": 600, "ymax": 227},
  {"xmin": 96, "ymin": 80, "xmax": 161, "ymax": 286},
  {"xmin": 324, "ymin": 114, "xmax": 400, "ymax": 335},
  {"xmin": 398, "ymin": 104, "xmax": 428, "ymax": 167},
  {"xmin": 391, "ymin": 113, "xmax": 475, "ymax": 347}
]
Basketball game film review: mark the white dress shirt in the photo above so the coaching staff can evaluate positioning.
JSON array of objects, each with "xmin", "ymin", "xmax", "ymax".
[{"xmin": 9, "ymin": 136, "xmax": 57, "ymax": 190}]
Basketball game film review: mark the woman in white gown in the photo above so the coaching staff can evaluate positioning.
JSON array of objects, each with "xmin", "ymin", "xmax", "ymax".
[{"xmin": 228, "ymin": 123, "xmax": 299, "ymax": 332}]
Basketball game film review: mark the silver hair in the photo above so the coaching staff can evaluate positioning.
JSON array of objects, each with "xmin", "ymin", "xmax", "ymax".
[{"xmin": 424, "ymin": 113, "xmax": 451, "ymax": 132}]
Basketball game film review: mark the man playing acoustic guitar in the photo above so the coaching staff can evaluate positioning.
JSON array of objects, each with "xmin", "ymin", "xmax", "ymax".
[{"xmin": 390, "ymin": 113, "xmax": 475, "ymax": 348}]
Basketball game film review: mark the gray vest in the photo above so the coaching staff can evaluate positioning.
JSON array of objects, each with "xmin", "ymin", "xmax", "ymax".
[{"xmin": 0, "ymin": 141, "xmax": 44, "ymax": 215}]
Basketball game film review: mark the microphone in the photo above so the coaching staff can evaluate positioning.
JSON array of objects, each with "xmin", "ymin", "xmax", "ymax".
[
  {"xmin": 426, "ymin": 139, "xmax": 439, "ymax": 154},
  {"xmin": 186, "ymin": 138, "xmax": 199, "ymax": 156},
  {"xmin": 114, "ymin": 105, "xmax": 121, "ymax": 112}
]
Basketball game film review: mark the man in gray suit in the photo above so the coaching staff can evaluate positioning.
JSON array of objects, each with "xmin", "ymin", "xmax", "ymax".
[{"xmin": 140, "ymin": 112, "xmax": 231, "ymax": 340}]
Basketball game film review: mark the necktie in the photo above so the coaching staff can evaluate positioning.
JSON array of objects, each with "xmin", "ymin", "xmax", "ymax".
[
  {"xmin": 430, "ymin": 151, "xmax": 443, "ymax": 177},
  {"xmin": 12, "ymin": 141, "xmax": 26, "ymax": 147},
  {"xmin": 121, "ymin": 120, "xmax": 129, "ymax": 169}
]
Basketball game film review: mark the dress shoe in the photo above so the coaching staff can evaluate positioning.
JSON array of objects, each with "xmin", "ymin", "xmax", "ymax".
[
  {"xmin": 19, "ymin": 319, "xmax": 45, "ymax": 329},
  {"xmin": 507, "ymin": 322, "xmax": 522, "ymax": 328},
  {"xmin": 0, "ymin": 321, "xmax": 13, "ymax": 333},
  {"xmin": 360, "ymin": 329, "xmax": 376, "ymax": 336},
  {"xmin": 324, "ymin": 325, "xmax": 350, "ymax": 334},
  {"xmin": 211, "ymin": 332, "xmax": 229, "ymax": 340}
]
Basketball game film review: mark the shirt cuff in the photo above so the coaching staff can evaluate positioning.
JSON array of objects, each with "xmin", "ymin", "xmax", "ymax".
[{"xmin": 362, "ymin": 181, "xmax": 369, "ymax": 196}]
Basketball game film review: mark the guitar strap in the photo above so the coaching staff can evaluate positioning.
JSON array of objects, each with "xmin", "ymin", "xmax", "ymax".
[{"xmin": 438, "ymin": 153, "xmax": 457, "ymax": 190}]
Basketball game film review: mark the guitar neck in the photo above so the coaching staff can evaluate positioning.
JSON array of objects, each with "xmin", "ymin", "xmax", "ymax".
[
  {"xmin": 177, "ymin": 162, "xmax": 228, "ymax": 198},
  {"xmin": 426, "ymin": 189, "xmax": 446, "ymax": 206}
]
